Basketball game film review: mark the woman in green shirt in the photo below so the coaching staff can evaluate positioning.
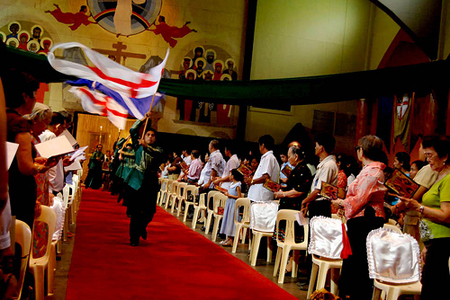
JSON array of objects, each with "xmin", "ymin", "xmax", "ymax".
[{"xmin": 400, "ymin": 135, "xmax": 450, "ymax": 300}]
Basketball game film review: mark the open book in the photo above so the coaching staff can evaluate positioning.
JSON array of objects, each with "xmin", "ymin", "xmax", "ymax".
[
  {"xmin": 34, "ymin": 135, "xmax": 74, "ymax": 159},
  {"xmin": 6, "ymin": 142, "xmax": 19, "ymax": 170},
  {"xmin": 281, "ymin": 164, "xmax": 292, "ymax": 177},
  {"xmin": 60, "ymin": 129, "xmax": 78, "ymax": 146},
  {"xmin": 384, "ymin": 168, "xmax": 420, "ymax": 198},
  {"xmin": 263, "ymin": 178, "xmax": 281, "ymax": 192},
  {"xmin": 237, "ymin": 164, "xmax": 253, "ymax": 178},
  {"xmin": 320, "ymin": 182, "xmax": 338, "ymax": 200},
  {"xmin": 215, "ymin": 185, "xmax": 228, "ymax": 193}
]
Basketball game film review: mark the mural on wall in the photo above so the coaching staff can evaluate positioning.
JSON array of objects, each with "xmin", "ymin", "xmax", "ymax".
[
  {"xmin": 146, "ymin": 16, "xmax": 196, "ymax": 47},
  {"xmin": 176, "ymin": 45, "xmax": 239, "ymax": 125},
  {"xmin": 87, "ymin": 0, "xmax": 162, "ymax": 37},
  {"xmin": 0, "ymin": 21, "xmax": 53, "ymax": 55},
  {"xmin": 45, "ymin": 4, "xmax": 97, "ymax": 31}
]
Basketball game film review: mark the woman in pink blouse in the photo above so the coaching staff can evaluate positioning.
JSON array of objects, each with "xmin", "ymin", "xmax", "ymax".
[{"xmin": 332, "ymin": 135, "xmax": 387, "ymax": 300}]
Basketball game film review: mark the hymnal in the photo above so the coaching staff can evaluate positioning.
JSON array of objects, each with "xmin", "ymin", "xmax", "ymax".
[
  {"xmin": 237, "ymin": 164, "xmax": 253, "ymax": 177},
  {"xmin": 263, "ymin": 179, "xmax": 280, "ymax": 192},
  {"xmin": 282, "ymin": 164, "xmax": 292, "ymax": 177},
  {"xmin": 60, "ymin": 129, "xmax": 78, "ymax": 146},
  {"xmin": 384, "ymin": 169, "xmax": 420, "ymax": 198},
  {"xmin": 215, "ymin": 186, "xmax": 228, "ymax": 193},
  {"xmin": 34, "ymin": 135, "xmax": 74, "ymax": 159},
  {"xmin": 320, "ymin": 182, "xmax": 338, "ymax": 200},
  {"xmin": 6, "ymin": 142, "xmax": 19, "ymax": 170}
]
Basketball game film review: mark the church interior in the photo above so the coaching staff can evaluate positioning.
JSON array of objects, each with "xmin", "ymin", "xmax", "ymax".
[{"xmin": 1, "ymin": 0, "xmax": 450, "ymax": 299}]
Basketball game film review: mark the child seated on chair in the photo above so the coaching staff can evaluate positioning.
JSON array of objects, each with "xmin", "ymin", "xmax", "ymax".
[{"xmin": 219, "ymin": 169, "xmax": 243, "ymax": 246}]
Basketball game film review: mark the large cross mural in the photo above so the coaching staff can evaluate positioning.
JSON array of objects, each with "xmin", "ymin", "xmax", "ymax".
[{"xmin": 92, "ymin": 42, "xmax": 146, "ymax": 65}]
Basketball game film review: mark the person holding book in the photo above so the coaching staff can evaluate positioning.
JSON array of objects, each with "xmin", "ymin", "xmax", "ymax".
[
  {"xmin": 301, "ymin": 133, "xmax": 338, "ymax": 219},
  {"xmin": 5, "ymin": 70, "xmax": 57, "ymax": 228},
  {"xmin": 247, "ymin": 135, "xmax": 279, "ymax": 202},
  {"xmin": 397, "ymin": 135, "xmax": 450, "ymax": 299},
  {"xmin": 273, "ymin": 145, "xmax": 312, "ymax": 273},
  {"xmin": 331, "ymin": 135, "xmax": 387, "ymax": 300},
  {"xmin": 219, "ymin": 169, "xmax": 243, "ymax": 246},
  {"xmin": 213, "ymin": 143, "xmax": 239, "ymax": 190}
]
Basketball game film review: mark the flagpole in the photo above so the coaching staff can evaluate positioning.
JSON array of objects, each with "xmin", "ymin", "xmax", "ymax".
[{"xmin": 141, "ymin": 90, "xmax": 157, "ymax": 140}]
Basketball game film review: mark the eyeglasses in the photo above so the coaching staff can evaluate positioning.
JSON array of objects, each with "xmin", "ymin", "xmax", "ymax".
[{"xmin": 423, "ymin": 152, "xmax": 438, "ymax": 159}]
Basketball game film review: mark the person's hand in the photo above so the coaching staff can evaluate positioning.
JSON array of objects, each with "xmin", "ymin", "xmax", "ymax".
[
  {"xmin": 331, "ymin": 199, "xmax": 341, "ymax": 209},
  {"xmin": 62, "ymin": 156, "xmax": 74, "ymax": 167},
  {"xmin": 213, "ymin": 178, "xmax": 220, "ymax": 186},
  {"xmin": 274, "ymin": 191, "xmax": 283, "ymax": 199},
  {"xmin": 34, "ymin": 157, "xmax": 47, "ymax": 165},
  {"xmin": 48, "ymin": 193, "xmax": 55, "ymax": 206},
  {"xmin": 46, "ymin": 157, "xmax": 59, "ymax": 168},
  {"xmin": 300, "ymin": 203, "xmax": 308, "ymax": 216},
  {"xmin": 421, "ymin": 247, "xmax": 427, "ymax": 266},
  {"xmin": 398, "ymin": 196, "xmax": 421, "ymax": 210},
  {"xmin": 145, "ymin": 111, "xmax": 152, "ymax": 119},
  {"xmin": 35, "ymin": 201, "xmax": 42, "ymax": 218}
]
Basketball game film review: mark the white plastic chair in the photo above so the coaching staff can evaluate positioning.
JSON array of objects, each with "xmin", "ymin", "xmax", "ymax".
[
  {"xmin": 169, "ymin": 181, "xmax": 180, "ymax": 213},
  {"xmin": 232, "ymin": 198, "xmax": 251, "ymax": 253},
  {"xmin": 273, "ymin": 209, "xmax": 309, "ymax": 283},
  {"xmin": 182, "ymin": 185, "xmax": 199, "ymax": 222},
  {"xmin": 307, "ymin": 216, "xmax": 344, "ymax": 298},
  {"xmin": 15, "ymin": 220, "xmax": 32, "ymax": 300},
  {"xmin": 157, "ymin": 178, "xmax": 169, "ymax": 206},
  {"xmin": 163, "ymin": 180, "xmax": 174, "ymax": 209},
  {"xmin": 29, "ymin": 206, "xmax": 57, "ymax": 300},
  {"xmin": 192, "ymin": 190, "xmax": 218, "ymax": 229},
  {"xmin": 205, "ymin": 190, "xmax": 220, "ymax": 234},
  {"xmin": 367, "ymin": 228, "xmax": 422, "ymax": 300},
  {"xmin": 211, "ymin": 192, "xmax": 228, "ymax": 242},
  {"xmin": 383, "ymin": 223, "xmax": 402, "ymax": 234},
  {"xmin": 176, "ymin": 182, "xmax": 188, "ymax": 217}
]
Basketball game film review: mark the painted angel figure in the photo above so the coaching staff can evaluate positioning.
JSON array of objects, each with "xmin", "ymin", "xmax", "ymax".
[
  {"xmin": 147, "ymin": 16, "xmax": 197, "ymax": 47},
  {"xmin": 46, "ymin": 4, "xmax": 97, "ymax": 31}
]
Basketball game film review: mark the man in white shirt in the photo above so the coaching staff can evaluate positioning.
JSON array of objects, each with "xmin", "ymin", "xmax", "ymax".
[
  {"xmin": 301, "ymin": 133, "xmax": 338, "ymax": 218},
  {"xmin": 201, "ymin": 140, "xmax": 224, "ymax": 191},
  {"xmin": 39, "ymin": 112, "xmax": 70, "ymax": 195},
  {"xmin": 247, "ymin": 135, "xmax": 279, "ymax": 202},
  {"xmin": 181, "ymin": 149, "xmax": 192, "ymax": 166},
  {"xmin": 213, "ymin": 143, "xmax": 240, "ymax": 190}
]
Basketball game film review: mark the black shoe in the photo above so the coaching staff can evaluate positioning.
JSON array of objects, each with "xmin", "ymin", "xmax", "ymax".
[
  {"xmin": 141, "ymin": 230, "xmax": 147, "ymax": 240},
  {"xmin": 201, "ymin": 226, "xmax": 206, "ymax": 231}
]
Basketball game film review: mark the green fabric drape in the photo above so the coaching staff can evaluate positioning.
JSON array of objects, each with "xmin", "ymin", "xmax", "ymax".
[{"xmin": 2, "ymin": 44, "xmax": 449, "ymax": 108}]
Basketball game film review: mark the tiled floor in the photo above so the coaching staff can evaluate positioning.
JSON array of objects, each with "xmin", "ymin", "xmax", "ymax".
[{"xmin": 52, "ymin": 204, "xmax": 308, "ymax": 300}]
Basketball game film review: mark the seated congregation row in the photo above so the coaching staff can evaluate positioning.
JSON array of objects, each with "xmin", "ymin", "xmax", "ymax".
[
  {"xmin": 108, "ymin": 127, "xmax": 450, "ymax": 300},
  {"xmin": 3, "ymin": 71, "xmax": 78, "ymax": 298}
]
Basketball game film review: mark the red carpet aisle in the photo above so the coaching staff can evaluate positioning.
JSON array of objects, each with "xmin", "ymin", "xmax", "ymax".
[{"xmin": 65, "ymin": 188, "xmax": 297, "ymax": 300}]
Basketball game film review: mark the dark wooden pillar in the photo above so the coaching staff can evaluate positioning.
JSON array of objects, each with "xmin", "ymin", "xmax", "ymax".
[{"xmin": 355, "ymin": 98, "xmax": 370, "ymax": 143}]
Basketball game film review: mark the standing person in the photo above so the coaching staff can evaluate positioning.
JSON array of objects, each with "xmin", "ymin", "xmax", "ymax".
[
  {"xmin": 398, "ymin": 135, "xmax": 450, "ymax": 300},
  {"xmin": 247, "ymin": 135, "xmax": 279, "ymax": 202},
  {"xmin": 213, "ymin": 143, "xmax": 239, "ymax": 190},
  {"xmin": 5, "ymin": 71, "xmax": 55, "ymax": 228},
  {"xmin": 39, "ymin": 111, "xmax": 70, "ymax": 195},
  {"xmin": 84, "ymin": 144, "xmax": 104, "ymax": 189},
  {"xmin": 391, "ymin": 142, "xmax": 438, "ymax": 244},
  {"xmin": 301, "ymin": 133, "xmax": 338, "ymax": 218},
  {"xmin": 279, "ymin": 151, "xmax": 293, "ymax": 188},
  {"xmin": 393, "ymin": 151, "xmax": 411, "ymax": 176},
  {"xmin": 332, "ymin": 135, "xmax": 387, "ymax": 300},
  {"xmin": 124, "ymin": 118, "xmax": 163, "ymax": 246},
  {"xmin": 186, "ymin": 150, "xmax": 202, "ymax": 184},
  {"xmin": 201, "ymin": 140, "xmax": 224, "ymax": 192},
  {"xmin": 219, "ymin": 169, "xmax": 243, "ymax": 246}
]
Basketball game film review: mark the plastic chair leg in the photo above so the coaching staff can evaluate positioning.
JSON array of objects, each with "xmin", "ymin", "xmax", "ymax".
[
  {"xmin": 330, "ymin": 268, "xmax": 340, "ymax": 295},
  {"xmin": 170, "ymin": 197, "xmax": 177, "ymax": 214},
  {"xmin": 267, "ymin": 245, "xmax": 273, "ymax": 263},
  {"xmin": 307, "ymin": 262, "xmax": 319, "ymax": 298},
  {"xmin": 232, "ymin": 224, "xmax": 242, "ymax": 253},
  {"xmin": 48, "ymin": 242, "xmax": 56, "ymax": 295},
  {"xmin": 212, "ymin": 216, "xmax": 222, "ymax": 242},
  {"xmin": 205, "ymin": 212, "xmax": 213, "ymax": 235},
  {"xmin": 250, "ymin": 233, "xmax": 262, "ymax": 266},
  {"xmin": 32, "ymin": 265, "xmax": 45, "ymax": 300},
  {"xmin": 156, "ymin": 191, "xmax": 161, "ymax": 205},
  {"xmin": 183, "ymin": 203, "xmax": 193, "ymax": 222},
  {"xmin": 278, "ymin": 246, "xmax": 291, "ymax": 283},
  {"xmin": 316, "ymin": 264, "xmax": 329, "ymax": 290},
  {"xmin": 372, "ymin": 286, "xmax": 382, "ymax": 300},
  {"xmin": 273, "ymin": 247, "xmax": 282, "ymax": 276},
  {"xmin": 177, "ymin": 199, "xmax": 183, "ymax": 217},
  {"xmin": 192, "ymin": 207, "xmax": 200, "ymax": 229},
  {"xmin": 242, "ymin": 227, "xmax": 248, "ymax": 244}
]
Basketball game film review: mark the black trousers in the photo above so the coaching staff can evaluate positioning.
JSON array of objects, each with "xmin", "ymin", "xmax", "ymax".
[
  {"xmin": 421, "ymin": 238, "xmax": 450, "ymax": 300},
  {"xmin": 339, "ymin": 215, "xmax": 384, "ymax": 300},
  {"xmin": 126, "ymin": 177, "xmax": 158, "ymax": 244}
]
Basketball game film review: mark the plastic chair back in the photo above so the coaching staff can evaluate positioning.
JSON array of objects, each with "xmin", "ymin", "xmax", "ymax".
[
  {"xmin": 275, "ymin": 209, "xmax": 309, "ymax": 247},
  {"xmin": 234, "ymin": 198, "xmax": 251, "ymax": 225},
  {"xmin": 15, "ymin": 220, "xmax": 32, "ymax": 300}
]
